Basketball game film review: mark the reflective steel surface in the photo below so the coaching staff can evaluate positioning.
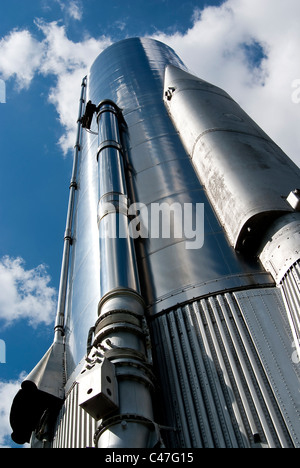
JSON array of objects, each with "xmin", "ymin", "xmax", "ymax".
[
  {"xmin": 64, "ymin": 38, "xmax": 274, "ymax": 375},
  {"xmin": 11, "ymin": 37, "xmax": 300, "ymax": 449},
  {"xmin": 152, "ymin": 288, "xmax": 300, "ymax": 448},
  {"xmin": 163, "ymin": 65, "xmax": 300, "ymax": 250}
]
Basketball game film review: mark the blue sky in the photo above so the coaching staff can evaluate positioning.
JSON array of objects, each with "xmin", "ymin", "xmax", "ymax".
[{"xmin": 0, "ymin": 0, "xmax": 299, "ymax": 448}]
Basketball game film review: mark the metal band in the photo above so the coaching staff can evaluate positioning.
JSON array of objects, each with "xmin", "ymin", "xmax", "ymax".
[
  {"xmin": 97, "ymin": 140, "xmax": 123, "ymax": 160},
  {"xmin": 94, "ymin": 321, "xmax": 145, "ymax": 344},
  {"xmin": 94, "ymin": 414, "xmax": 157, "ymax": 446},
  {"xmin": 95, "ymin": 312, "xmax": 142, "ymax": 335},
  {"xmin": 102, "ymin": 347, "xmax": 147, "ymax": 364},
  {"xmin": 98, "ymin": 193, "xmax": 128, "ymax": 220}
]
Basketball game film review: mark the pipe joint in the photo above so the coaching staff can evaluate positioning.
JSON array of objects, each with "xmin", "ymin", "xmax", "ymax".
[
  {"xmin": 98, "ymin": 193, "xmax": 128, "ymax": 221},
  {"xmin": 96, "ymin": 99, "xmax": 125, "ymax": 125},
  {"xmin": 69, "ymin": 180, "xmax": 77, "ymax": 190}
]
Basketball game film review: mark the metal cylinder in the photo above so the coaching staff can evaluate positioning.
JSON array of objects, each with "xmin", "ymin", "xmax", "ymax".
[
  {"xmin": 83, "ymin": 99, "xmax": 156, "ymax": 448},
  {"xmin": 97, "ymin": 101, "xmax": 140, "ymax": 297},
  {"xmin": 11, "ymin": 38, "xmax": 300, "ymax": 449},
  {"xmin": 54, "ymin": 76, "xmax": 86, "ymax": 342},
  {"xmin": 163, "ymin": 65, "xmax": 300, "ymax": 252}
]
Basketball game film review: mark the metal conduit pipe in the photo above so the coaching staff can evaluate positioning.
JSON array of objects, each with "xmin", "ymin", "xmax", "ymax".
[
  {"xmin": 77, "ymin": 100, "xmax": 159, "ymax": 449},
  {"xmin": 54, "ymin": 76, "xmax": 87, "ymax": 342},
  {"xmin": 9, "ymin": 76, "xmax": 87, "ymax": 447}
]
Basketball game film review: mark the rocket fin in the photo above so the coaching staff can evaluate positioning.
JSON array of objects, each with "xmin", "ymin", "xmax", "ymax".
[{"xmin": 10, "ymin": 341, "xmax": 64, "ymax": 444}]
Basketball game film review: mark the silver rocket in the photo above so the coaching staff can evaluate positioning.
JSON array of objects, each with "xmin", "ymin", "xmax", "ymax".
[{"xmin": 10, "ymin": 38, "xmax": 300, "ymax": 448}]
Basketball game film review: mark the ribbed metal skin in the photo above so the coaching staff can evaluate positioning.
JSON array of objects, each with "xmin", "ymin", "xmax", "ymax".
[
  {"xmin": 281, "ymin": 261, "xmax": 300, "ymax": 353},
  {"xmin": 52, "ymin": 383, "xmax": 97, "ymax": 448},
  {"xmin": 151, "ymin": 289, "xmax": 299, "ymax": 448}
]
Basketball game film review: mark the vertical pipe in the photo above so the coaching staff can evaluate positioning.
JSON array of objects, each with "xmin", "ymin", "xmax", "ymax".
[
  {"xmin": 54, "ymin": 76, "xmax": 87, "ymax": 342},
  {"xmin": 82, "ymin": 100, "xmax": 157, "ymax": 448},
  {"xmin": 97, "ymin": 101, "xmax": 140, "ymax": 297}
]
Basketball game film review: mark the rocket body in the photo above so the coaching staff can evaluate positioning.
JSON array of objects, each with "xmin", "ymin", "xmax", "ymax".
[{"xmin": 10, "ymin": 38, "xmax": 300, "ymax": 448}]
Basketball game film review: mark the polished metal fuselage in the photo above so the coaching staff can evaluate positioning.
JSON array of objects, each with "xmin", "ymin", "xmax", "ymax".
[
  {"xmin": 55, "ymin": 38, "xmax": 300, "ymax": 448},
  {"xmin": 64, "ymin": 38, "xmax": 273, "ymax": 374},
  {"xmin": 10, "ymin": 38, "xmax": 300, "ymax": 449}
]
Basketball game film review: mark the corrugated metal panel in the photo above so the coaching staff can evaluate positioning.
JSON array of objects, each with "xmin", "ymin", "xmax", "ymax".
[
  {"xmin": 151, "ymin": 289, "xmax": 299, "ymax": 448},
  {"xmin": 52, "ymin": 383, "xmax": 97, "ymax": 448},
  {"xmin": 233, "ymin": 288, "xmax": 300, "ymax": 447},
  {"xmin": 281, "ymin": 260, "xmax": 300, "ymax": 353}
]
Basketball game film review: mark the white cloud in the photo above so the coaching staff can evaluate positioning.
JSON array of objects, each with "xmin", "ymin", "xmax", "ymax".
[
  {"xmin": 0, "ymin": 1, "xmax": 299, "ymax": 166},
  {"xmin": 68, "ymin": 0, "xmax": 83, "ymax": 21},
  {"xmin": 50, "ymin": 67, "xmax": 88, "ymax": 153},
  {"xmin": 0, "ymin": 256, "xmax": 57, "ymax": 327},
  {"xmin": 0, "ymin": 20, "xmax": 111, "ymax": 155},
  {"xmin": 152, "ymin": 0, "xmax": 300, "ymax": 167},
  {"xmin": 35, "ymin": 20, "xmax": 111, "ymax": 153},
  {"xmin": 0, "ymin": 29, "xmax": 44, "ymax": 89},
  {"xmin": 0, "ymin": 374, "xmax": 29, "ymax": 448},
  {"xmin": 55, "ymin": 0, "xmax": 83, "ymax": 21}
]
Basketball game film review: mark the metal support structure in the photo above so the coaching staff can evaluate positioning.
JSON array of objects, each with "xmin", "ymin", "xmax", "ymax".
[
  {"xmin": 9, "ymin": 76, "xmax": 87, "ymax": 447},
  {"xmin": 54, "ymin": 76, "xmax": 87, "ymax": 342}
]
